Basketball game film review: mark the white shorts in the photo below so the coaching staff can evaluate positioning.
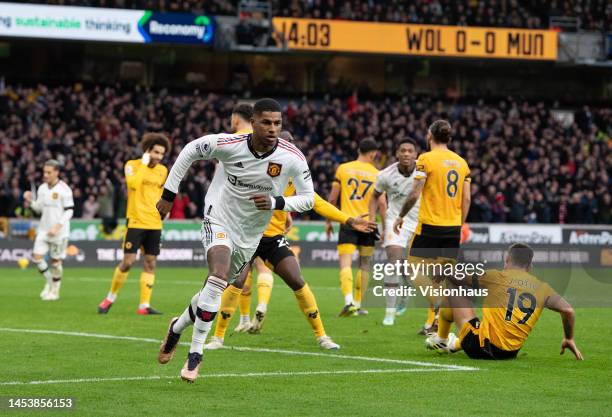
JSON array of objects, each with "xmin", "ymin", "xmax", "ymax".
[
  {"xmin": 201, "ymin": 218, "xmax": 256, "ymax": 281},
  {"xmin": 33, "ymin": 235, "xmax": 68, "ymax": 260},
  {"xmin": 383, "ymin": 219, "xmax": 415, "ymax": 249}
]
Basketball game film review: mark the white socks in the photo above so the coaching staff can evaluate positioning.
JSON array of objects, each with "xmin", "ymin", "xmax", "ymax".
[
  {"xmin": 385, "ymin": 273, "xmax": 400, "ymax": 311},
  {"xmin": 34, "ymin": 259, "xmax": 53, "ymax": 286},
  {"xmin": 190, "ymin": 276, "xmax": 227, "ymax": 354},
  {"xmin": 172, "ymin": 292, "xmax": 200, "ymax": 334}
]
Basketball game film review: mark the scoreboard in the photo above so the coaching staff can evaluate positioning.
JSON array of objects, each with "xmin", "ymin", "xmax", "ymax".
[{"xmin": 273, "ymin": 18, "xmax": 558, "ymax": 61}]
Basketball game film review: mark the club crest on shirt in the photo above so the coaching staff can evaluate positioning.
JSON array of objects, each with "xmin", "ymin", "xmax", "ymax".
[
  {"xmin": 52, "ymin": 192, "xmax": 59, "ymax": 199},
  {"xmin": 267, "ymin": 162, "xmax": 282, "ymax": 178}
]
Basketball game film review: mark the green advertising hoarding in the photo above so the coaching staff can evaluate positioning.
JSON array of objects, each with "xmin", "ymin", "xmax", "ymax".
[{"xmin": 66, "ymin": 220, "xmax": 332, "ymax": 242}]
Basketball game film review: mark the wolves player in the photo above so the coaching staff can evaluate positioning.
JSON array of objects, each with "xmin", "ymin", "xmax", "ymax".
[
  {"xmin": 97, "ymin": 133, "xmax": 169, "ymax": 315},
  {"xmin": 23, "ymin": 160, "xmax": 74, "ymax": 301},
  {"xmin": 156, "ymin": 99, "xmax": 315, "ymax": 383},
  {"xmin": 327, "ymin": 138, "xmax": 383, "ymax": 316},
  {"xmin": 428, "ymin": 243, "xmax": 583, "ymax": 361},
  {"xmin": 394, "ymin": 120, "xmax": 471, "ymax": 349},
  {"xmin": 369, "ymin": 139, "xmax": 421, "ymax": 326}
]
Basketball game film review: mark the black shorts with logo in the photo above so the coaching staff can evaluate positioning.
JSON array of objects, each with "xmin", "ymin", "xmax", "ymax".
[
  {"xmin": 252, "ymin": 235, "xmax": 295, "ymax": 269},
  {"xmin": 123, "ymin": 228, "xmax": 162, "ymax": 256},
  {"xmin": 410, "ymin": 224, "xmax": 461, "ymax": 260},
  {"xmin": 460, "ymin": 318, "xmax": 519, "ymax": 360},
  {"xmin": 338, "ymin": 224, "xmax": 377, "ymax": 247}
]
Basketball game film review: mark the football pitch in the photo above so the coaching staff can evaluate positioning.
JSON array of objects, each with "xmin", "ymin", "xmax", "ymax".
[{"xmin": 1, "ymin": 267, "xmax": 610, "ymax": 417}]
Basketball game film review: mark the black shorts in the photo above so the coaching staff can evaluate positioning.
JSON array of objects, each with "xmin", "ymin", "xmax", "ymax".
[
  {"xmin": 252, "ymin": 235, "xmax": 295, "ymax": 269},
  {"xmin": 460, "ymin": 318, "xmax": 519, "ymax": 360},
  {"xmin": 123, "ymin": 228, "xmax": 161, "ymax": 256},
  {"xmin": 410, "ymin": 224, "xmax": 461, "ymax": 260},
  {"xmin": 338, "ymin": 225, "xmax": 377, "ymax": 247}
]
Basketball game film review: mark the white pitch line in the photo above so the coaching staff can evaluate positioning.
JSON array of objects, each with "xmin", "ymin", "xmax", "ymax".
[
  {"xmin": 18, "ymin": 276, "xmax": 339, "ymax": 291},
  {"xmin": 0, "ymin": 368, "xmax": 468, "ymax": 386},
  {"xmin": 0, "ymin": 328, "xmax": 478, "ymax": 372},
  {"xmin": 224, "ymin": 345, "xmax": 475, "ymax": 370}
]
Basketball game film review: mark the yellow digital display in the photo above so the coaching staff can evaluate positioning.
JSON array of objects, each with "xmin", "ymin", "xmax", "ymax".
[{"xmin": 272, "ymin": 17, "xmax": 558, "ymax": 61}]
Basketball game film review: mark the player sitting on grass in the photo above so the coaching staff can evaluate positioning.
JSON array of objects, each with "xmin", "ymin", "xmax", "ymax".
[{"xmin": 426, "ymin": 243, "xmax": 583, "ymax": 361}]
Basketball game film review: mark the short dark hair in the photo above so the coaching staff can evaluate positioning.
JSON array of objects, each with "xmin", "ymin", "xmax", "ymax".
[
  {"xmin": 358, "ymin": 138, "xmax": 379, "ymax": 154},
  {"xmin": 141, "ymin": 133, "xmax": 170, "ymax": 153},
  {"xmin": 44, "ymin": 159, "xmax": 61, "ymax": 171},
  {"xmin": 396, "ymin": 138, "xmax": 418, "ymax": 152},
  {"xmin": 429, "ymin": 120, "xmax": 452, "ymax": 144},
  {"xmin": 507, "ymin": 243, "xmax": 534, "ymax": 269},
  {"xmin": 232, "ymin": 103, "xmax": 253, "ymax": 121},
  {"xmin": 253, "ymin": 98, "xmax": 281, "ymax": 115},
  {"xmin": 279, "ymin": 131, "xmax": 294, "ymax": 142}
]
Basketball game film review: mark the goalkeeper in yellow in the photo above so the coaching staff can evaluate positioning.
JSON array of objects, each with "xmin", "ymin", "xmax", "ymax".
[
  {"xmin": 203, "ymin": 131, "xmax": 377, "ymax": 350},
  {"xmin": 97, "ymin": 133, "xmax": 170, "ymax": 315}
]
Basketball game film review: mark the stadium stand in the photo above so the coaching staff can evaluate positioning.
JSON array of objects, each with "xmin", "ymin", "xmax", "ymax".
[
  {"xmin": 0, "ymin": 84, "xmax": 610, "ymax": 223},
  {"xmin": 9, "ymin": 0, "xmax": 612, "ymax": 30}
]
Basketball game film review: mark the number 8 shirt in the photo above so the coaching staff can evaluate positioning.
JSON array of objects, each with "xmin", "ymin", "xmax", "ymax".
[{"xmin": 413, "ymin": 148, "xmax": 470, "ymax": 235}]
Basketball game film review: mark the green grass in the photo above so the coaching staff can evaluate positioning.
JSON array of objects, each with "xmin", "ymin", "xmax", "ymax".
[{"xmin": 0, "ymin": 267, "xmax": 609, "ymax": 417}]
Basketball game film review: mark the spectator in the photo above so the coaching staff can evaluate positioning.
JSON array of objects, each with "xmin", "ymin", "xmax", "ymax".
[
  {"xmin": 0, "ymin": 83, "xmax": 610, "ymax": 225},
  {"xmin": 508, "ymin": 193, "xmax": 526, "ymax": 223},
  {"xmin": 170, "ymin": 192, "xmax": 191, "ymax": 219},
  {"xmin": 16, "ymin": 0, "xmax": 612, "ymax": 30},
  {"xmin": 469, "ymin": 193, "xmax": 492, "ymax": 222},
  {"xmin": 491, "ymin": 193, "xmax": 507, "ymax": 223},
  {"xmin": 72, "ymin": 188, "xmax": 85, "ymax": 218},
  {"xmin": 98, "ymin": 184, "xmax": 116, "ymax": 234},
  {"xmin": 82, "ymin": 195, "xmax": 99, "ymax": 219},
  {"xmin": 597, "ymin": 193, "xmax": 611, "ymax": 224}
]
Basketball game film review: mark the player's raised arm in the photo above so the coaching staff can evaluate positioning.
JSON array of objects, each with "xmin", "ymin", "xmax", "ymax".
[
  {"xmin": 545, "ymin": 294, "xmax": 583, "ymax": 360},
  {"xmin": 26, "ymin": 185, "xmax": 43, "ymax": 213},
  {"xmin": 125, "ymin": 160, "xmax": 148, "ymax": 190},
  {"xmin": 157, "ymin": 135, "xmax": 218, "ymax": 217}
]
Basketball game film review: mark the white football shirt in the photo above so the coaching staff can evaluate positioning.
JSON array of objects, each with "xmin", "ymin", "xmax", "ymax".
[
  {"xmin": 375, "ymin": 162, "xmax": 420, "ymax": 231},
  {"xmin": 32, "ymin": 180, "xmax": 74, "ymax": 240},
  {"xmin": 165, "ymin": 133, "xmax": 314, "ymax": 248}
]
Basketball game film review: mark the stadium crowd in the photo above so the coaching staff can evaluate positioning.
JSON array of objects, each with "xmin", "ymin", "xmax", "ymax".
[
  {"xmin": 0, "ymin": 83, "xmax": 610, "ymax": 225},
  {"xmin": 13, "ymin": 0, "xmax": 612, "ymax": 31}
]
